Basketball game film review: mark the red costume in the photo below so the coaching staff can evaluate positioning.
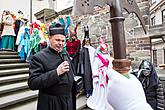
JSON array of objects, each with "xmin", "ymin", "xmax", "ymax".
[
  {"xmin": 66, "ymin": 21, "xmax": 81, "ymax": 75},
  {"xmin": 66, "ymin": 39, "xmax": 81, "ymax": 57}
]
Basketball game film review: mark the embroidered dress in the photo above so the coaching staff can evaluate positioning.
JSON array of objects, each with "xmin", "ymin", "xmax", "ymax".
[
  {"xmin": 28, "ymin": 28, "xmax": 41, "ymax": 59},
  {"xmin": 17, "ymin": 27, "xmax": 30, "ymax": 60},
  {"xmin": 87, "ymin": 53, "xmax": 113, "ymax": 110},
  {"xmin": 1, "ymin": 14, "xmax": 16, "ymax": 50}
]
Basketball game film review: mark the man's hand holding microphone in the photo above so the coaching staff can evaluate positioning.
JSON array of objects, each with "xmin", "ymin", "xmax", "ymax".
[{"xmin": 57, "ymin": 61, "xmax": 70, "ymax": 76}]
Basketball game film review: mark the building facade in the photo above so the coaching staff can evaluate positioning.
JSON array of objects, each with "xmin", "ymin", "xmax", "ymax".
[{"xmin": 149, "ymin": 0, "xmax": 165, "ymax": 66}]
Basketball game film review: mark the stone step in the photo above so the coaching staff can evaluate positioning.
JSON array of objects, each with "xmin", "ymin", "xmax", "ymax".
[
  {"xmin": 0, "ymin": 51, "xmax": 18, "ymax": 55},
  {"xmin": 0, "ymin": 81, "xmax": 28, "ymax": 94},
  {"xmin": 0, "ymin": 98, "xmax": 37, "ymax": 110},
  {"xmin": 0, "ymin": 89, "xmax": 38, "ymax": 109},
  {"xmin": 1, "ymin": 98, "xmax": 37, "ymax": 110},
  {"xmin": 0, "ymin": 55, "xmax": 20, "ymax": 59},
  {"xmin": 0, "ymin": 59, "xmax": 24, "ymax": 64},
  {"xmin": 0, "ymin": 95, "xmax": 87, "ymax": 110},
  {"xmin": 0, "ymin": 63, "xmax": 29, "ymax": 70},
  {"xmin": 76, "ymin": 95, "xmax": 87, "ymax": 110},
  {"xmin": 0, "ymin": 95, "xmax": 88, "ymax": 110},
  {"xmin": 0, "ymin": 74, "xmax": 28, "ymax": 84},
  {"xmin": 0, "ymin": 68, "xmax": 29, "ymax": 76}
]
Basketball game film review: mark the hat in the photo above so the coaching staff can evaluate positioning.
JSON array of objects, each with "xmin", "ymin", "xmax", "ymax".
[{"xmin": 49, "ymin": 23, "xmax": 65, "ymax": 36}]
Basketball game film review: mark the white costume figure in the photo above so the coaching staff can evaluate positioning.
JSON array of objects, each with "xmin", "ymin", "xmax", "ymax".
[
  {"xmin": 1, "ymin": 11, "xmax": 15, "ymax": 37},
  {"xmin": 87, "ymin": 39, "xmax": 114, "ymax": 110},
  {"xmin": 107, "ymin": 68, "xmax": 153, "ymax": 110},
  {"xmin": 1, "ymin": 11, "xmax": 16, "ymax": 50}
]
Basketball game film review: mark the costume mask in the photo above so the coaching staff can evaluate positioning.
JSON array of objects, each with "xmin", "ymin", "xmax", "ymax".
[{"xmin": 141, "ymin": 60, "xmax": 152, "ymax": 76}]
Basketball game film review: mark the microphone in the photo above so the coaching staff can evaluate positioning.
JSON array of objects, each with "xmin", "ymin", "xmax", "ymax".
[{"xmin": 59, "ymin": 53, "xmax": 64, "ymax": 61}]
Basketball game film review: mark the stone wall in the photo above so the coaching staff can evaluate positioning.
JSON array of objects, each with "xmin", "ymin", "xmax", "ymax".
[
  {"xmin": 126, "ymin": 37, "xmax": 151, "ymax": 68},
  {"xmin": 73, "ymin": 1, "xmax": 150, "ymax": 68}
]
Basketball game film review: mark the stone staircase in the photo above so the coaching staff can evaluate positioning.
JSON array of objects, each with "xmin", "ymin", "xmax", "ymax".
[
  {"xmin": 0, "ymin": 51, "xmax": 87, "ymax": 110},
  {"xmin": 0, "ymin": 51, "xmax": 38, "ymax": 109}
]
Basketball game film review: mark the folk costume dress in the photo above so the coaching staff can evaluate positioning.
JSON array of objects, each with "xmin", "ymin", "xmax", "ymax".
[
  {"xmin": 27, "ymin": 28, "xmax": 41, "ymax": 60},
  {"xmin": 1, "ymin": 14, "xmax": 16, "ymax": 50},
  {"xmin": 17, "ymin": 27, "xmax": 30, "ymax": 60},
  {"xmin": 87, "ymin": 52, "xmax": 114, "ymax": 110},
  {"xmin": 28, "ymin": 47, "xmax": 75, "ymax": 110}
]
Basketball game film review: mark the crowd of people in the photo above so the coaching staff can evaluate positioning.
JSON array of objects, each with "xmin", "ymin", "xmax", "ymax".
[
  {"xmin": 0, "ymin": 10, "xmax": 164, "ymax": 110},
  {"xmin": 28, "ymin": 16, "xmax": 164, "ymax": 110},
  {"xmin": 0, "ymin": 10, "xmax": 49, "ymax": 62}
]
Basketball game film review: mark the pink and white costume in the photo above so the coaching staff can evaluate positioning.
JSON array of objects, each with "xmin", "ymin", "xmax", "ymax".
[{"xmin": 87, "ymin": 52, "xmax": 114, "ymax": 110}]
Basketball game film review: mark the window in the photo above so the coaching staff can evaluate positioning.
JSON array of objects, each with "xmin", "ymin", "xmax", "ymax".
[
  {"xmin": 162, "ymin": 9, "xmax": 165, "ymax": 24},
  {"xmin": 153, "ymin": 50, "xmax": 157, "ymax": 66},
  {"xmin": 151, "ymin": 16, "xmax": 155, "ymax": 26}
]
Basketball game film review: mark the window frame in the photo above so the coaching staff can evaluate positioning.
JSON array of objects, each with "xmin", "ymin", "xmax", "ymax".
[
  {"xmin": 151, "ymin": 16, "xmax": 155, "ymax": 26},
  {"xmin": 162, "ymin": 9, "xmax": 165, "ymax": 24}
]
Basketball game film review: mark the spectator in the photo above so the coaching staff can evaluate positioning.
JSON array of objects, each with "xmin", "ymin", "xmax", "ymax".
[{"xmin": 137, "ymin": 60, "xmax": 164, "ymax": 110}]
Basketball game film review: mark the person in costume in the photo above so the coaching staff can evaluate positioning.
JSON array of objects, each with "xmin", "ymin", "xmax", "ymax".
[
  {"xmin": 28, "ymin": 28, "xmax": 41, "ymax": 59},
  {"xmin": 66, "ymin": 21, "xmax": 81, "ymax": 75},
  {"xmin": 28, "ymin": 23, "xmax": 76, "ymax": 110},
  {"xmin": 26, "ymin": 21, "xmax": 43, "ymax": 61},
  {"xmin": 1, "ymin": 10, "xmax": 16, "ymax": 50},
  {"xmin": 106, "ymin": 68, "xmax": 153, "ymax": 110},
  {"xmin": 14, "ymin": 10, "xmax": 26, "ymax": 51},
  {"xmin": 78, "ymin": 25, "xmax": 96, "ymax": 98},
  {"xmin": 137, "ymin": 60, "xmax": 164, "ymax": 110},
  {"xmin": 0, "ymin": 32, "xmax": 2, "ymax": 49},
  {"xmin": 0, "ymin": 10, "xmax": 5, "ymax": 49},
  {"xmin": 39, "ymin": 22, "xmax": 48, "ymax": 49},
  {"xmin": 17, "ymin": 26, "xmax": 30, "ymax": 60},
  {"xmin": 87, "ymin": 35, "xmax": 114, "ymax": 110},
  {"xmin": 14, "ymin": 10, "xmax": 24, "ymax": 37}
]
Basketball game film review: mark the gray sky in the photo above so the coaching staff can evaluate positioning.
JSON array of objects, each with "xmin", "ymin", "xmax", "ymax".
[{"xmin": 0, "ymin": 0, "xmax": 73, "ymax": 20}]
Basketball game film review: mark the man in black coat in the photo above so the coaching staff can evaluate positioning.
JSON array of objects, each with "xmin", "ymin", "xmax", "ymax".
[{"xmin": 28, "ymin": 23, "xmax": 75, "ymax": 110}]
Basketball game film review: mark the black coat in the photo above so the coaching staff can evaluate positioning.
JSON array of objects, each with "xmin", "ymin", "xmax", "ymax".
[
  {"xmin": 28, "ymin": 47, "xmax": 75, "ymax": 110},
  {"xmin": 78, "ymin": 47, "xmax": 93, "ymax": 93},
  {"xmin": 138, "ymin": 60, "xmax": 164, "ymax": 110}
]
